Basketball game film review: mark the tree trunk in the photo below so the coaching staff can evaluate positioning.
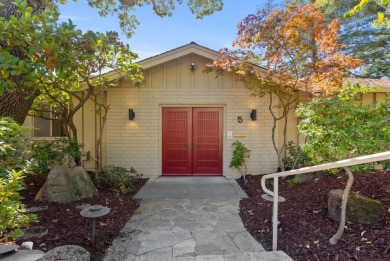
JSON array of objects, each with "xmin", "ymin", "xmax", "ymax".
[
  {"xmin": 95, "ymin": 102, "xmax": 109, "ymax": 178},
  {"xmin": 329, "ymin": 166, "xmax": 354, "ymax": 245},
  {"xmin": 0, "ymin": 0, "xmax": 46, "ymax": 124},
  {"xmin": 0, "ymin": 86, "xmax": 39, "ymax": 125}
]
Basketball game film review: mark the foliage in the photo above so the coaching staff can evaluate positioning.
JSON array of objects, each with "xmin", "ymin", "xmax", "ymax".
[
  {"xmin": 30, "ymin": 138, "xmax": 83, "ymax": 174},
  {"xmin": 0, "ymin": 170, "xmax": 36, "ymax": 242},
  {"xmin": 315, "ymin": 0, "xmax": 390, "ymax": 78},
  {"xmin": 55, "ymin": 0, "xmax": 223, "ymax": 37},
  {"xmin": 381, "ymin": 160, "xmax": 390, "ymax": 170},
  {"xmin": 1, "ymin": 1, "xmax": 144, "ymax": 166},
  {"xmin": 0, "ymin": 117, "xmax": 29, "ymax": 178},
  {"xmin": 349, "ymin": 163, "xmax": 376, "ymax": 172},
  {"xmin": 0, "ymin": 117, "xmax": 35, "ymax": 242},
  {"xmin": 282, "ymin": 141, "xmax": 312, "ymax": 170},
  {"xmin": 297, "ymin": 82, "xmax": 390, "ymax": 245},
  {"xmin": 0, "ymin": 0, "xmax": 58, "ymax": 93},
  {"xmin": 98, "ymin": 165, "xmax": 142, "ymax": 194},
  {"xmin": 229, "ymin": 141, "xmax": 250, "ymax": 180},
  {"xmin": 210, "ymin": 2, "xmax": 361, "ymax": 171},
  {"xmin": 0, "ymin": 0, "xmax": 143, "ymax": 126},
  {"xmin": 296, "ymin": 82, "xmax": 390, "ymax": 163},
  {"xmin": 286, "ymin": 176, "xmax": 302, "ymax": 187},
  {"xmin": 28, "ymin": 23, "xmax": 144, "ymax": 142},
  {"xmin": 345, "ymin": 0, "xmax": 390, "ymax": 28}
]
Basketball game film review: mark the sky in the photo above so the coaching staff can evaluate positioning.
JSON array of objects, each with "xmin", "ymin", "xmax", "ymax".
[{"xmin": 58, "ymin": 1, "xmax": 268, "ymax": 60}]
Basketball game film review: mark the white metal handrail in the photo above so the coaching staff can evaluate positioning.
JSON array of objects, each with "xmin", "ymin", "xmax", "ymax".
[{"xmin": 261, "ymin": 150, "xmax": 390, "ymax": 251}]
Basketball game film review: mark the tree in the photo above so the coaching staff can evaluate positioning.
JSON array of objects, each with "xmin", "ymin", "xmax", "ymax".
[
  {"xmin": 0, "ymin": 0, "xmax": 59, "ymax": 124},
  {"xmin": 296, "ymin": 82, "xmax": 390, "ymax": 244},
  {"xmin": 210, "ymin": 2, "xmax": 362, "ymax": 171},
  {"xmin": 0, "ymin": 0, "xmax": 223, "ymax": 124},
  {"xmin": 345, "ymin": 0, "xmax": 390, "ymax": 27},
  {"xmin": 315, "ymin": 0, "xmax": 390, "ymax": 78},
  {"xmin": 30, "ymin": 23, "xmax": 143, "ymax": 166}
]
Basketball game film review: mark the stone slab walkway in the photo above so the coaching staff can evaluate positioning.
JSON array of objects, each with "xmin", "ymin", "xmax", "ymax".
[
  {"xmin": 134, "ymin": 177, "xmax": 247, "ymax": 199},
  {"xmin": 103, "ymin": 198, "xmax": 292, "ymax": 261}
]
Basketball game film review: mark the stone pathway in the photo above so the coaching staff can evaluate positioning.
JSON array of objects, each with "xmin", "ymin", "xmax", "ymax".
[{"xmin": 103, "ymin": 198, "xmax": 292, "ymax": 261}]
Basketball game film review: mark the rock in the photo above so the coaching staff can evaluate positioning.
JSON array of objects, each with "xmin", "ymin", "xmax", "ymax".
[
  {"xmin": 40, "ymin": 245, "xmax": 90, "ymax": 261},
  {"xmin": 41, "ymin": 165, "xmax": 97, "ymax": 203},
  {"xmin": 19, "ymin": 241, "xmax": 33, "ymax": 250},
  {"xmin": 328, "ymin": 189, "xmax": 384, "ymax": 224}
]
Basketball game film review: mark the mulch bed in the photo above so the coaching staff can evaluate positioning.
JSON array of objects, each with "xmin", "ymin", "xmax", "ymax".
[
  {"xmin": 238, "ymin": 171, "xmax": 390, "ymax": 261},
  {"xmin": 16, "ymin": 173, "xmax": 147, "ymax": 261}
]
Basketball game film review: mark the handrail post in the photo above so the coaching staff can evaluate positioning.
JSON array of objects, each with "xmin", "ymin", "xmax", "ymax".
[{"xmin": 272, "ymin": 176, "xmax": 279, "ymax": 251}]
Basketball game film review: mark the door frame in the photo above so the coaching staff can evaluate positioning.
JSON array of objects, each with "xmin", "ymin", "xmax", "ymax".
[{"xmin": 159, "ymin": 105, "xmax": 226, "ymax": 176}]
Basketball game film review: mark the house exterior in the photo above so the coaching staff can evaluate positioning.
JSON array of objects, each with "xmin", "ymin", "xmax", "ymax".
[{"xmin": 23, "ymin": 42, "xmax": 390, "ymax": 178}]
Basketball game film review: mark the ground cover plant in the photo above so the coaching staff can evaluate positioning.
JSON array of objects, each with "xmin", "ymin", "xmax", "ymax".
[{"xmin": 238, "ymin": 171, "xmax": 390, "ymax": 260}]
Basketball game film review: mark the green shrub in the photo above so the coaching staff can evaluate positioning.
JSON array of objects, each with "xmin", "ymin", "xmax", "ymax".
[
  {"xmin": 98, "ymin": 165, "xmax": 142, "ymax": 194},
  {"xmin": 381, "ymin": 160, "xmax": 390, "ymax": 170},
  {"xmin": 229, "ymin": 141, "xmax": 251, "ymax": 180},
  {"xmin": 0, "ymin": 117, "xmax": 30, "ymax": 178},
  {"xmin": 286, "ymin": 176, "xmax": 302, "ymax": 187},
  {"xmin": 30, "ymin": 138, "xmax": 83, "ymax": 174},
  {"xmin": 350, "ymin": 163, "xmax": 376, "ymax": 172},
  {"xmin": 0, "ymin": 170, "xmax": 36, "ymax": 242},
  {"xmin": 0, "ymin": 118, "xmax": 36, "ymax": 242},
  {"xmin": 282, "ymin": 141, "xmax": 312, "ymax": 170}
]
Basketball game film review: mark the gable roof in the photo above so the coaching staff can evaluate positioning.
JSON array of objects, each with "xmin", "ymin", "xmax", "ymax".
[
  {"xmin": 138, "ymin": 42, "xmax": 220, "ymax": 69},
  {"xmin": 97, "ymin": 42, "xmax": 390, "ymax": 93},
  {"xmin": 100, "ymin": 42, "xmax": 221, "ymax": 81}
]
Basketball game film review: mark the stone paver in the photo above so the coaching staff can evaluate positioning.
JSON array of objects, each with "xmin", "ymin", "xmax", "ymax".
[{"xmin": 103, "ymin": 198, "xmax": 292, "ymax": 261}]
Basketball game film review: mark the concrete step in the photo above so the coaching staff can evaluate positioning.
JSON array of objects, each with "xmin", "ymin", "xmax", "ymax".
[{"xmin": 195, "ymin": 251, "xmax": 293, "ymax": 261}]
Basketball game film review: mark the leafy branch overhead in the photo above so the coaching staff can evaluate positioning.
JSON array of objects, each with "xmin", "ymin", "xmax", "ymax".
[
  {"xmin": 209, "ymin": 2, "xmax": 362, "ymax": 171},
  {"xmin": 58, "ymin": 0, "xmax": 223, "ymax": 37},
  {"xmin": 0, "ymin": 0, "xmax": 222, "ymax": 125}
]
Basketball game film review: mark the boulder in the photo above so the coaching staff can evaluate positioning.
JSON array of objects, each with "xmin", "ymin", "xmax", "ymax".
[
  {"xmin": 41, "ymin": 165, "xmax": 97, "ymax": 203},
  {"xmin": 40, "ymin": 245, "xmax": 90, "ymax": 261},
  {"xmin": 328, "ymin": 189, "xmax": 384, "ymax": 224}
]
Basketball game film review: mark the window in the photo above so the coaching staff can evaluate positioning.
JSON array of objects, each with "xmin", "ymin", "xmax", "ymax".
[{"xmin": 33, "ymin": 104, "xmax": 65, "ymax": 137}]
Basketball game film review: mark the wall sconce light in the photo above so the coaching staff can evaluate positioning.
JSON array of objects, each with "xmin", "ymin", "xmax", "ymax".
[
  {"xmin": 250, "ymin": 109, "xmax": 257, "ymax": 121},
  {"xmin": 128, "ymin": 109, "xmax": 135, "ymax": 120},
  {"xmin": 237, "ymin": 116, "xmax": 243, "ymax": 123},
  {"xmin": 189, "ymin": 62, "xmax": 197, "ymax": 72}
]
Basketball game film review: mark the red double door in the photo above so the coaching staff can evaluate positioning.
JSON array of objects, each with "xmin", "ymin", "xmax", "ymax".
[{"xmin": 162, "ymin": 107, "xmax": 223, "ymax": 176}]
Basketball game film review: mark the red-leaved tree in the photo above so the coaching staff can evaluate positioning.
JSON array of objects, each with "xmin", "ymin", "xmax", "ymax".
[{"xmin": 210, "ymin": 2, "xmax": 362, "ymax": 171}]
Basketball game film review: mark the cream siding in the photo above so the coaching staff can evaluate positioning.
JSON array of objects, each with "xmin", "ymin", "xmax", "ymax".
[{"xmin": 106, "ymin": 54, "xmax": 278, "ymax": 178}]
